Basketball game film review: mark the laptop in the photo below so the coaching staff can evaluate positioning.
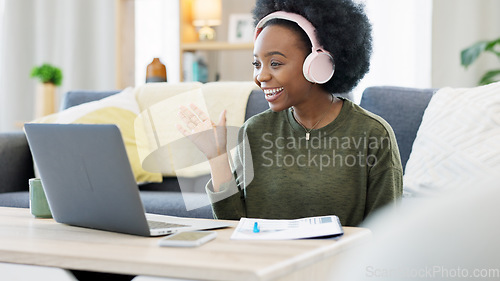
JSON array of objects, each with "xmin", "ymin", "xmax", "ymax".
[{"xmin": 24, "ymin": 123, "xmax": 230, "ymax": 237}]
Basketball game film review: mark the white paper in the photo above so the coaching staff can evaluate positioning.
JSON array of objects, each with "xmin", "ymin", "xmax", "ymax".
[{"xmin": 230, "ymin": 215, "xmax": 343, "ymax": 240}]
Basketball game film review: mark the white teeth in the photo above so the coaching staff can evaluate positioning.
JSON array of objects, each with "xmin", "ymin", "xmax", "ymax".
[{"xmin": 264, "ymin": 87, "xmax": 284, "ymax": 96}]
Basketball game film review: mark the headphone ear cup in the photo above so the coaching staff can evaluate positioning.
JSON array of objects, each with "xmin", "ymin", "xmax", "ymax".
[{"xmin": 303, "ymin": 52, "xmax": 335, "ymax": 84}]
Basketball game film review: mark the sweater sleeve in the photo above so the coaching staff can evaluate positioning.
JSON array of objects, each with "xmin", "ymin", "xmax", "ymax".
[
  {"xmin": 365, "ymin": 167, "xmax": 403, "ymax": 217},
  {"xmin": 205, "ymin": 178, "xmax": 246, "ymax": 220},
  {"xmin": 204, "ymin": 125, "xmax": 253, "ymax": 220},
  {"xmin": 364, "ymin": 126, "xmax": 403, "ymax": 218}
]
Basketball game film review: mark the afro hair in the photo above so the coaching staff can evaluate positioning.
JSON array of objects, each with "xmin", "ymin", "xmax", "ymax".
[{"xmin": 252, "ymin": 0, "xmax": 373, "ymax": 94}]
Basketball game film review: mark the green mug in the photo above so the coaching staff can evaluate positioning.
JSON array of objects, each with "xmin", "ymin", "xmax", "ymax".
[{"xmin": 29, "ymin": 178, "xmax": 52, "ymax": 218}]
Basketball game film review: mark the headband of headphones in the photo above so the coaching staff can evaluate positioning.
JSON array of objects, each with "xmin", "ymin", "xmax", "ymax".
[{"xmin": 254, "ymin": 11, "xmax": 325, "ymax": 53}]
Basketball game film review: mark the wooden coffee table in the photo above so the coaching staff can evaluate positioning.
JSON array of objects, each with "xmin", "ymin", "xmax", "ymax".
[{"xmin": 0, "ymin": 207, "xmax": 371, "ymax": 280}]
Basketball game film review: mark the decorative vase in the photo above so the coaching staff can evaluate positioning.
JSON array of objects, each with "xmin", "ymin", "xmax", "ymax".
[
  {"xmin": 146, "ymin": 58, "xmax": 167, "ymax": 83},
  {"xmin": 34, "ymin": 83, "xmax": 56, "ymax": 118}
]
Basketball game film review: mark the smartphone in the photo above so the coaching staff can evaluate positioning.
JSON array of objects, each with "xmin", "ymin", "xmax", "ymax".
[{"xmin": 158, "ymin": 231, "xmax": 217, "ymax": 247}]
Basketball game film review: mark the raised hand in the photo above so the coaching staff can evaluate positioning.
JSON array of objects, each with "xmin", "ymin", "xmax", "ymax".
[{"xmin": 176, "ymin": 104, "xmax": 227, "ymax": 160}]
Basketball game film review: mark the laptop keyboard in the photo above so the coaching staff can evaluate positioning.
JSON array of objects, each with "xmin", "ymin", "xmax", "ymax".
[{"xmin": 147, "ymin": 220, "xmax": 189, "ymax": 230}]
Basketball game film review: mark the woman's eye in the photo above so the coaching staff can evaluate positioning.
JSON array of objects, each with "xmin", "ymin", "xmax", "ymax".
[
  {"xmin": 252, "ymin": 61, "xmax": 261, "ymax": 68},
  {"xmin": 270, "ymin": 61, "xmax": 282, "ymax": 67}
]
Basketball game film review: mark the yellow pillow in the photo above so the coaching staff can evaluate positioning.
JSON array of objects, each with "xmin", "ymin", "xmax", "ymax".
[{"xmin": 31, "ymin": 87, "xmax": 162, "ymax": 184}]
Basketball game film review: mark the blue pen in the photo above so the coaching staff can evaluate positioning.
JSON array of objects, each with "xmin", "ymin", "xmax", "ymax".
[{"xmin": 253, "ymin": 222, "xmax": 260, "ymax": 233}]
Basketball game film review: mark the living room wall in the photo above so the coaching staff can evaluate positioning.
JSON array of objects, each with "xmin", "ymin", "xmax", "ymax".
[
  {"xmin": 1, "ymin": 0, "xmax": 499, "ymax": 132},
  {"xmin": 431, "ymin": 0, "xmax": 500, "ymax": 88},
  {"xmin": 0, "ymin": 0, "xmax": 116, "ymax": 132}
]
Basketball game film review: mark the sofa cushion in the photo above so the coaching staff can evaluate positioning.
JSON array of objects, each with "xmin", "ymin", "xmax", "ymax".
[
  {"xmin": 0, "ymin": 191, "xmax": 29, "ymax": 208},
  {"xmin": 360, "ymin": 86, "xmax": 436, "ymax": 170},
  {"xmin": 0, "ymin": 132, "xmax": 35, "ymax": 193},
  {"xmin": 404, "ymin": 82, "xmax": 500, "ymax": 197},
  {"xmin": 0, "ymin": 191, "xmax": 214, "ymax": 219},
  {"xmin": 139, "ymin": 174, "xmax": 211, "ymax": 193},
  {"xmin": 134, "ymin": 82, "xmax": 202, "ymax": 111},
  {"xmin": 61, "ymin": 90, "xmax": 121, "ymax": 109},
  {"xmin": 139, "ymin": 191, "xmax": 213, "ymax": 219},
  {"xmin": 32, "ymin": 88, "xmax": 162, "ymax": 184},
  {"xmin": 245, "ymin": 89, "xmax": 269, "ymax": 120}
]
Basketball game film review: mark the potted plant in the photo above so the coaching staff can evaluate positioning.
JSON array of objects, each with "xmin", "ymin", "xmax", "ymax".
[
  {"xmin": 461, "ymin": 37, "xmax": 500, "ymax": 85},
  {"xmin": 30, "ymin": 63, "xmax": 63, "ymax": 118}
]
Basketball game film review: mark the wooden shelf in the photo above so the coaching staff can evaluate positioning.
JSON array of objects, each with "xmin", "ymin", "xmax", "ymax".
[
  {"xmin": 181, "ymin": 41, "xmax": 253, "ymax": 52},
  {"xmin": 179, "ymin": 0, "xmax": 256, "ymax": 81}
]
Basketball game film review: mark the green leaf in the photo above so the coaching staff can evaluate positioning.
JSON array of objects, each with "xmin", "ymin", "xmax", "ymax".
[
  {"xmin": 460, "ymin": 41, "xmax": 488, "ymax": 67},
  {"xmin": 485, "ymin": 37, "xmax": 500, "ymax": 57},
  {"xmin": 461, "ymin": 38, "xmax": 500, "ymax": 66},
  {"xmin": 478, "ymin": 69, "xmax": 500, "ymax": 85},
  {"xmin": 30, "ymin": 63, "xmax": 63, "ymax": 86},
  {"xmin": 461, "ymin": 41, "xmax": 488, "ymax": 67}
]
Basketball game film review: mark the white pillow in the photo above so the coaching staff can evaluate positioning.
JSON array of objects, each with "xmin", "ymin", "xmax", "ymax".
[{"xmin": 404, "ymin": 81, "xmax": 500, "ymax": 197}]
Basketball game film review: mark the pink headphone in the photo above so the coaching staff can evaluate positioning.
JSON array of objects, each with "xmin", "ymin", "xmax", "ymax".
[{"xmin": 254, "ymin": 11, "xmax": 335, "ymax": 84}]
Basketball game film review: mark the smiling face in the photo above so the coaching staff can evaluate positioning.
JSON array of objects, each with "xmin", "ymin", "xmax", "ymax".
[{"xmin": 253, "ymin": 24, "xmax": 315, "ymax": 112}]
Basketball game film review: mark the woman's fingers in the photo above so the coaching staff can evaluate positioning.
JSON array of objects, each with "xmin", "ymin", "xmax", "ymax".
[
  {"xmin": 178, "ymin": 105, "xmax": 212, "ymax": 132},
  {"xmin": 176, "ymin": 106, "xmax": 228, "ymax": 160},
  {"xmin": 180, "ymin": 104, "xmax": 225, "ymax": 128},
  {"xmin": 178, "ymin": 109, "xmax": 194, "ymax": 130},
  {"xmin": 178, "ymin": 105, "xmax": 196, "ymax": 123},
  {"xmin": 190, "ymin": 103, "xmax": 210, "ymax": 122},
  {"xmin": 175, "ymin": 123, "xmax": 191, "ymax": 137},
  {"xmin": 217, "ymin": 109, "xmax": 227, "ymax": 127}
]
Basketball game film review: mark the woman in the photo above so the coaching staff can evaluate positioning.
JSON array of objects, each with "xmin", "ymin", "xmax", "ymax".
[{"xmin": 178, "ymin": 0, "xmax": 402, "ymax": 226}]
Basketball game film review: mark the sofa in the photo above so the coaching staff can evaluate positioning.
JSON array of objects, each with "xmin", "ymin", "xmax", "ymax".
[{"xmin": 0, "ymin": 84, "xmax": 436, "ymax": 219}]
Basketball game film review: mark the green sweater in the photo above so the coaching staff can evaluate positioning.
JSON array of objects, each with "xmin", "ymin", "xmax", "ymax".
[{"xmin": 206, "ymin": 99, "xmax": 403, "ymax": 226}]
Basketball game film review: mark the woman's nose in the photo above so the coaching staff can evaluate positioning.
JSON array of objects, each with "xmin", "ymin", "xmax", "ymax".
[{"xmin": 255, "ymin": 68, "xmax": 271, "ymax": 83}]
